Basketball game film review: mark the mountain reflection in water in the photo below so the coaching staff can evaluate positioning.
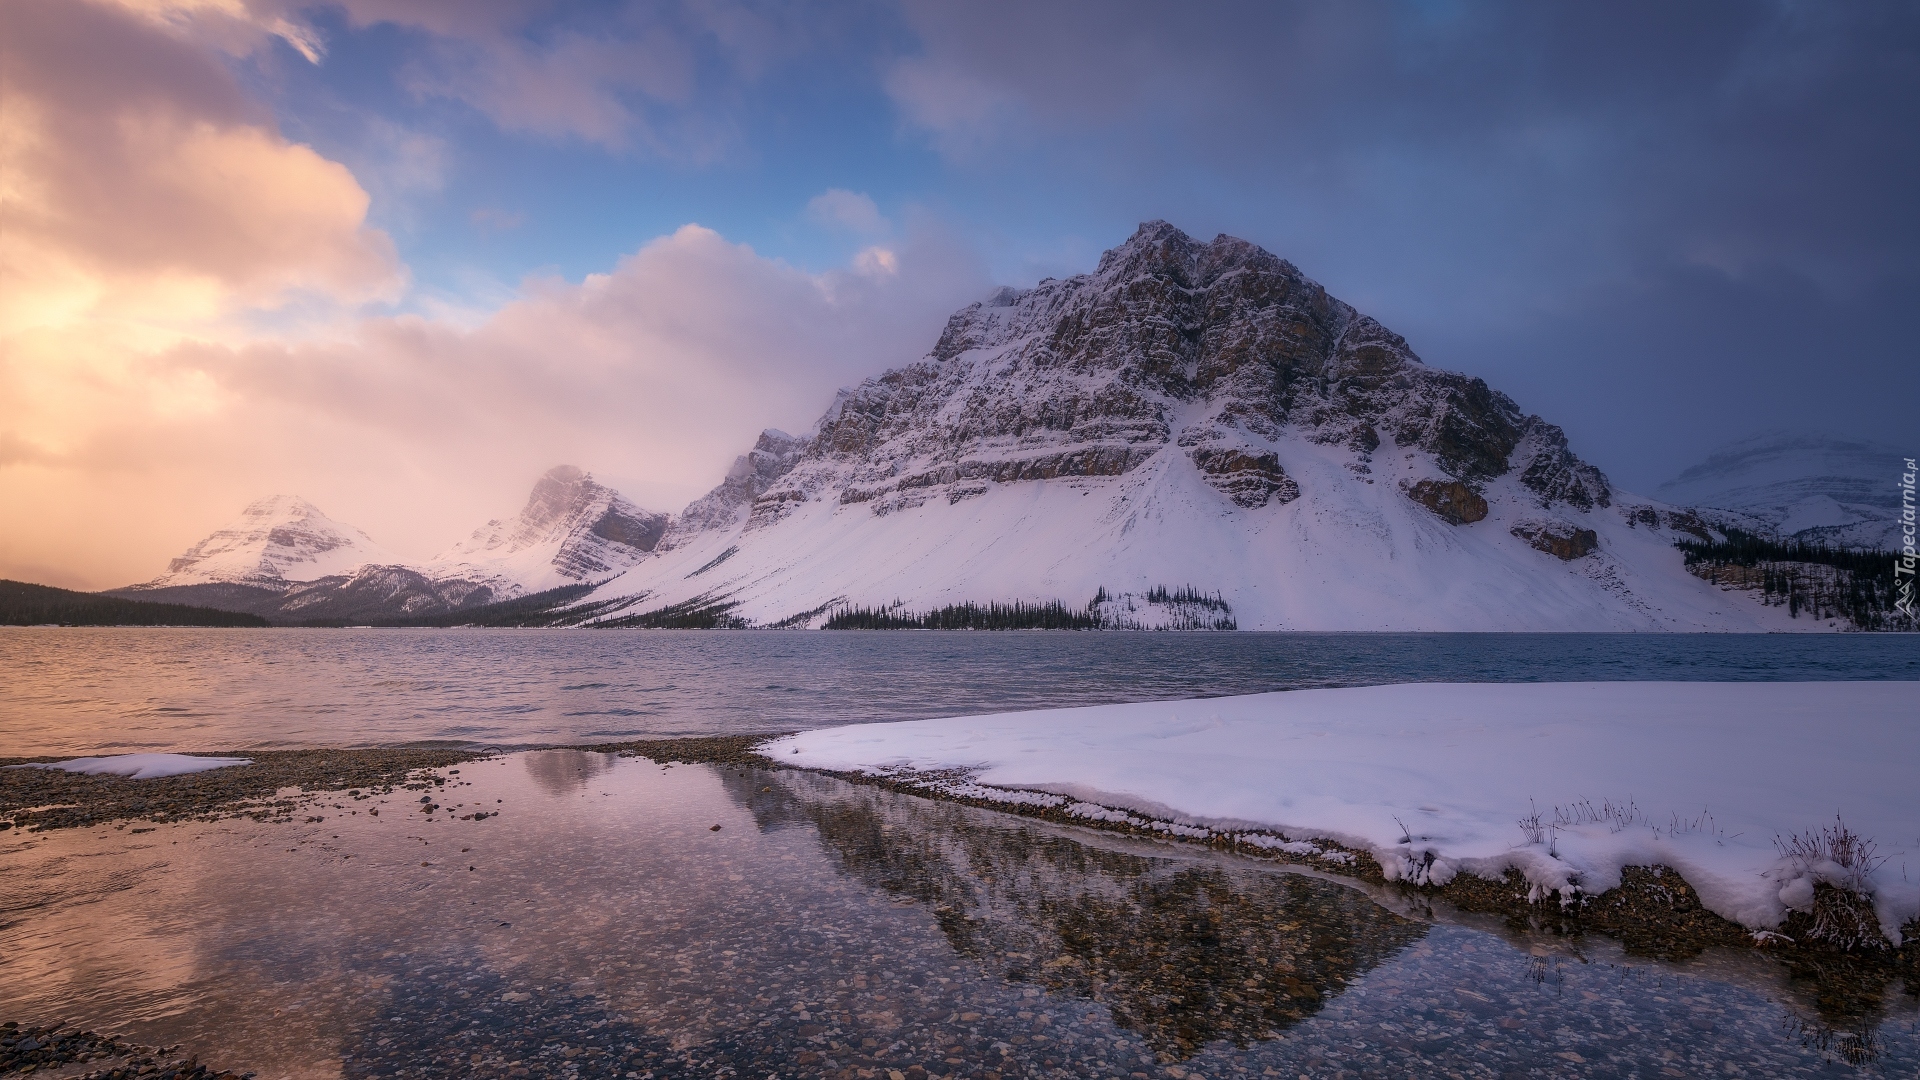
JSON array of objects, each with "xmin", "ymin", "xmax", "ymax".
[
  {"xmin": 1, "ymin": 754, "xmax": 1913, "ymax": 1078},
  {"xmin": 521, "ymin": 748, "xmax": 616, "ymax": 795},
  {"xmin": 727, "ymin": 767, "xmax": 1425, "ymax": 1057}
]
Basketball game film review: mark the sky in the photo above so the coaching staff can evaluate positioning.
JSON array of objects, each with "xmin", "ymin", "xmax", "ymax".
[{"xmin": 2, "ymin": 0, "xmax": 1915, "ymax": 589}]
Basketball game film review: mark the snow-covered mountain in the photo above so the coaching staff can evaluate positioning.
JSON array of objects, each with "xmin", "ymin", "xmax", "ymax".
[
  {"xmin": 575, "ymin": 222, "xmax": 1814, "ymax": 631},
  {"xmin": 1656, "ymin": 431, "xmax": 1906, "ymax": 550},
  {"xmin": 114, "ymin": 469, "xmax": 665, "ymax": 622},
  {"xmin": 140, "ymin": 495, "xmax": 402, "ymax": 590},
  {"xmin": 431, "ymin": 466, "xmax": 668, "ymax": 595}
]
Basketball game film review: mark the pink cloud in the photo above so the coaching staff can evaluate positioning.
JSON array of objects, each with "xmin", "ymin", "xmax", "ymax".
[
  {"xmin": 2, "ymin": 218, "xmax": 989, "ymax": 588},
  {"xmin": 0, "ymin": 0, "xmax": 403, "ymax": 333},
  {"xmin": 0, "ymin": 1, "xmax": 993, "ymax": 590}
]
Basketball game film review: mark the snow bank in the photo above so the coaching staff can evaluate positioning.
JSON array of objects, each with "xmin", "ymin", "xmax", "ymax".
[
  {"xmin": 7, "ymin": 753, "xmax": 253, "ymax": 779},
  {"xmin": 769, "ymin": 682, "xmax": 1920, "ymax": 942}
]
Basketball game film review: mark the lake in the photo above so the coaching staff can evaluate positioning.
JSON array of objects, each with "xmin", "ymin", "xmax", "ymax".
[
  {"xmin": 3, "ymin": 630, "xmax": 1916, "ymax": 1077},
  {"xmin": 3, "ymin": 752, "xmax": 1914, "ymax": 1078},
  {"xmin": 2, "ymin": 628, "xmax": 1913, "ymax": 755}
]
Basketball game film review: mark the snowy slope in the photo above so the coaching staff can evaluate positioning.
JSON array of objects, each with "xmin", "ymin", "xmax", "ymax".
[
  {"xmin": 116, "ymin": 470, "xmax": 665, "ymax": 621},
  {"xmin": 580, "ymin": 223, "xmax": 1815, "ymax": 631},
  {"xmin": 431, "ymin": 466, "xmax": 668, "ymax": 597},
  {"xmin": 134, "ymin": 495, "xmax": 403, "ymax": 589},
  {"xmin": 1657, "ymin": 431, "xmax": 1907, "ymax": 549},
  {"xmin": 588, "ymin": 436, "xmax": 1803, "ymax": 631},
  {"xmin": 772, "ymin": 682, "xmax": 1920, "ymax": 942}
]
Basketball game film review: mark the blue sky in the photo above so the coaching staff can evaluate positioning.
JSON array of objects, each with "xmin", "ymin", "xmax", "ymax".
[
  {"xmin": 3, "ymin": 0, "xmax": 1915, "ymax": 584},
  {"xmin": 268, "ymin": 0, "xmax": 1918, "ymax": 472},
  {"xmin": 245, "ymin": 3, "xmax": 976, "ymax": 289}
]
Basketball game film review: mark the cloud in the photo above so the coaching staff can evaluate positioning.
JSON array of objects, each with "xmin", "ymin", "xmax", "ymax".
[
  {"xmin": 807, "ymin": 189, "xmax": 888, "ymax": 235},
  {"xmin": 853, "ymin": 247, "xmax": 899, "ymax": 277},
  {"xmin": 324, "ymin": 0, "xmax": 829, "ymax": 155},
  {"xmin": 7, "ymin": 2, "xmax": 948, "ymax": 589},
  {"xmin": 0, "ymin": 0, "xmax": 388, "ymax": 587},
  {"xmin": 0, "ymin": 0, "xmax": 403, "ymax": 341},
  {"xmin": 880, "ymin": 0, "xmax": 1920, "ymax": 298},
  {"xmin": 400, "ymin": 26, "xmax": 698, "ymax": 151},
  {"xmin": 99, "ymin": 0, "xmax": 330, "ymax": 63},
  {"xmin": 880, "ymin": 0, "xmax": 1920, "ymax": 487},
  {"xmin": 1, "ymin": 214, "xmax": 989, "ymax": 588}
]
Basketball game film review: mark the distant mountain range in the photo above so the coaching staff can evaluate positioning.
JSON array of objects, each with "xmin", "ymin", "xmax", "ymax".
[
  {"xmin": 108, "ymin": 467, "xmax": 667, "ymax": 623},
  {"xmin": 1655, "ymin": 431, "xmax": 1905, "ymax": 551},
  {"xmin": 99, "ymin": 223, "xmax": 1907, "ymax": 630}
]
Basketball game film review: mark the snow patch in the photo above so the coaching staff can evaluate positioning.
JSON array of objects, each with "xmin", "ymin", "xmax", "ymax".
[
  {"xmin": 8, "ymin": 753, "xmax": 253, "ymax": 779},
  {"xmin": 768, "ymin": 681, "xmax": 1920, "ymax": 943}
]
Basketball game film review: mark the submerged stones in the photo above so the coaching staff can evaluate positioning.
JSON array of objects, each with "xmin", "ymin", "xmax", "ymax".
[
  {"xmin": 10, "ymin": 749, "xmax": 1916, "ymax": 1077},
  {"xmin": 1405, "ymin": 479, "xmax": 1489, "ymax": 525},
  {"xmin": 0, "ymin": 1023, "xmax": 246, "ymax": 1079},
  {"xmin": 0, "ymin": 748, "xmax": 471, "ymax": 831}
]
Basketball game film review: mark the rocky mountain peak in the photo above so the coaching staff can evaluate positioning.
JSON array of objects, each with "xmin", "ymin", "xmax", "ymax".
[
  {"xmin": 1094, "ymin": 220, "xmax": 1294, "ymax": 294},
  {"xmin": 679, "ymin": 220, "xmax": 1608, "ymax": 533},
  {"xmin": 239, "ymin": 494, "xmax": 327, "ymax": 520},
  {"xmin": 145, "ymin": 495, "xmax": 400, "ymax": 589},
  {"xmin": 660, "ymin": 431, "xmax": 811, "ymax": 545},
  {"xmin": 516, "ymin": 466, "xmax": 611, "ymax": 542},
  {"xmin": 440, "ymin": 465, "xmax": 667, "ymax": 583}
]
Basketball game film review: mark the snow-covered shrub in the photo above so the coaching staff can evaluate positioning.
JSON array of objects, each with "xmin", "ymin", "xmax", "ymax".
[{"xmin": 1774, "ymin": 817, "xmax": 1889, "ymax": 951}]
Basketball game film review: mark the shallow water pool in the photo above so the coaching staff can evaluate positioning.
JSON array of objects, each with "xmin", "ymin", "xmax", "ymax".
[{"xmin": 2, "ymin": 751, "xmax": 1914, "ymax": 1078}]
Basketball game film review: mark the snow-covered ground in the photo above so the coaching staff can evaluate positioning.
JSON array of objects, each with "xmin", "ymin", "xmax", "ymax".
[
  {"xmin": 585, "ymin": 436, "xmax": 1818, "ymax": 630},
  {"xmin": 7, "ymin": 753, "xmax": 253, "ymax": 779},
  {"xmin": 771, "ymin": 682, "xmax": 1920, "ymax": 942}
]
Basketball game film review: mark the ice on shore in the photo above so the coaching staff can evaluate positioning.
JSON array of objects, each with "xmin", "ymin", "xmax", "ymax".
[
  {"xmin": 7, "ymin": 753, "xmax": 253, "ymax": 779},
  {"xmin": 769, "ymin": 682, "xmax": 1920, "ymax": 943}
]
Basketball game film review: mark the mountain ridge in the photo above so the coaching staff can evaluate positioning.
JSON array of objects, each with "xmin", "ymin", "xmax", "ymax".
[
  {"xmin": 1656, "ymin": 431, "xmax": 1905, "ymax": 550},
  {"xmin": 112, "ymin": 467, "xmax": 667, "ymax": 623},
  {"xmin": 105, "ymin": 224, "xmax": 1895, "ymax": 630},
  {"xmin": 568, "ymin": 222, "xmax": 1821, "ymax": 631}
]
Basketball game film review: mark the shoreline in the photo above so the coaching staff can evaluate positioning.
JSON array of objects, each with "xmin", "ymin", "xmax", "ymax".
[
  {"xmin": 7, "ymin": 737, "xmax": 1916, "ymax": 1005},
  {"xmin": 0, "ymin": 748, "xmax": 473, "ymax": 832},
  {"xmin": 598, "ymin": 736, "xmax": 1920, "ymax": 1003}
]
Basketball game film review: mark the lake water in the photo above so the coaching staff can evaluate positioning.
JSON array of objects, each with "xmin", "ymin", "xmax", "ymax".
[
  {"xmin": 5, "ymin": 631, "xmax": 1916, "ymax": 1077},
  {"xmin": 3, "ymin": 752, "xmax": 1914, "ymax": 1078},
  {"xmin": 2, "ymin": 628, "xmax": 1913, "ymax": 755}
]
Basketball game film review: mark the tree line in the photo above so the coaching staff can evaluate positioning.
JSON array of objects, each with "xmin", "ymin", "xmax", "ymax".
[{"xmin": 1675, "ymin": 531, "xmax": 1911, "ymax": 630}]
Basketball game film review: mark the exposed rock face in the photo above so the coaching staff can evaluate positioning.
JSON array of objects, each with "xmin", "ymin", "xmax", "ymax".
[
  {"xmin": 1511, "ymin": 521, "xmax": 1600, "ymax": 560},
  {"xmin": 1190, "ymin": 448, "xmax": 1300, "ymax": 508},
  {"xmin": 438, "ymin": 465, "xmax": 667, "ymax": 584},
  {"xmin": 661, "ymin": 430, "xmax": 810, "ymax": 545},
  {"xmin": 1511, "ymin": 421, "xmax": 1612, "ymax": 510},
  {"xmin": 1619, "ymin": 504, "xmax": 1714, "ymax": 542},
  {"xmin": 1405, "ymin": 479, "xmax": 1489, "ymax": 525},
  {"xmin": 671, "ymin": 220, "xmax": 1610, "ymax": 532}
]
